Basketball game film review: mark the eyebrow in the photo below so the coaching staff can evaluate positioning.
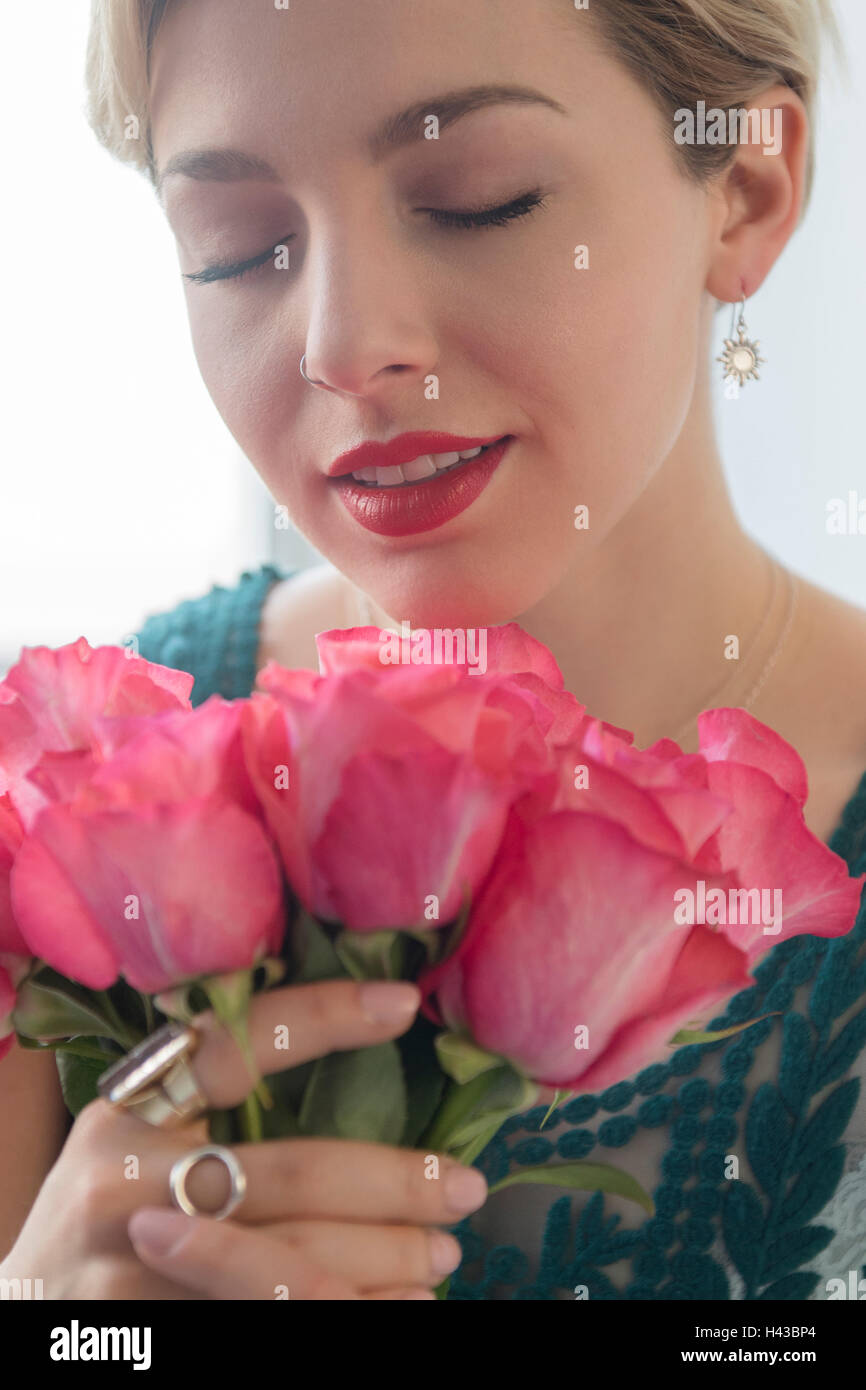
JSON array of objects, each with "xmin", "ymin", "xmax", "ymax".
[{"xmin": 155, "ymin": 84, "xmax": 568, "ymax": 194}]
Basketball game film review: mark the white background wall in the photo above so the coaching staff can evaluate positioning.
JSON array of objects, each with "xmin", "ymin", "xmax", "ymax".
[
  {"xmin": 1, "ymin": 1, "xmax": 864, "ymax": 671},
  {"xmin": 718, "ymin": 0, "xmax": 866, "ymax": 603}
]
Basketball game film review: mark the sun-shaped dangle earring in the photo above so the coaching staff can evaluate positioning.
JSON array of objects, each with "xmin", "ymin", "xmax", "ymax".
[{"xmin": 718, "ymin": 295, "xmax": 766, "ymax": 387}]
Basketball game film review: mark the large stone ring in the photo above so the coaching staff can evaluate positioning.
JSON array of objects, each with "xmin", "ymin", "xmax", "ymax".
[
  {"xmin": 169, "ymin": 1145, "xmax": 248, "ymax": 1221},
  {"xmin": 97, "ymin": 1019, "xmax": 210, "ymax": 1129}
]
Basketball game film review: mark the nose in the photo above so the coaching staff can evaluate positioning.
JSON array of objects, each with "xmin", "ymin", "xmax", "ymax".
[{"xmin": 299, "ymin": 206, "xmax": 440, "ymax": 399}]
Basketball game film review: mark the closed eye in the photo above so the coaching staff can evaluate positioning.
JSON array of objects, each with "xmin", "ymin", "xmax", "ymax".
[
  {"xmin": 420, "ymin": 189, "xmax": 547, "ymax": 229},
  {"xmin": 184, "ymin": 190, "xmax": 547, "ymax": 285},
  {"xmin": 183, "ymin": 236, "xmax": 296, "ymax": 285}
]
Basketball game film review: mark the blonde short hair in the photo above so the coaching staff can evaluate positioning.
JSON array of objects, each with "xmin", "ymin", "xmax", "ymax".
[{"xmin": 86, "ymin": 0, "xmax": 838, "ymax": 206}]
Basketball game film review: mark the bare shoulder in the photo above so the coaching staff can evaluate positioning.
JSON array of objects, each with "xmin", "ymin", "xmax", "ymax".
[{"xmin": 257, "ymin": 564, "xmax": 360, "ymax": 672}]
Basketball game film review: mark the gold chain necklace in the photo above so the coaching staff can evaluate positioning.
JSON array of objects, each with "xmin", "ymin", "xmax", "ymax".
[{"xmin": 671, "ymin": 559, "xmax": 798, "ymax": 746}]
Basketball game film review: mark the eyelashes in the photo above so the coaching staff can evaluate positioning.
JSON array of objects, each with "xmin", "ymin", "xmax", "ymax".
[
  {"xmin": 183, "ymin": 238, "xmax": 295, "ymax": 286},
  {"xmin": 422, "ymin": 189, "xmax": 546, "ymax": 230},
  {"xmin": 184, "ymin": 190, "xmax": 548, "ymax": 286}
]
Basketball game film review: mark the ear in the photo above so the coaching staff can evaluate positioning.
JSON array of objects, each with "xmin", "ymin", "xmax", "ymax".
[{"xmin": 705, "ymin": 84, "xmax": 810, "ymax": 302}]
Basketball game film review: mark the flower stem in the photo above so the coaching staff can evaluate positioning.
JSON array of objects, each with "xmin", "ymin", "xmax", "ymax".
[{"xmin": 239, "ymin": 1090, "xmax": 263, "ymax": 1143}]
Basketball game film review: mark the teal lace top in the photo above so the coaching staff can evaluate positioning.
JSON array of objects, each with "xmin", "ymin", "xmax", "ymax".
[{"xmin": 134, "ymin": 563, "xmax": 866, "ymax": 1302}]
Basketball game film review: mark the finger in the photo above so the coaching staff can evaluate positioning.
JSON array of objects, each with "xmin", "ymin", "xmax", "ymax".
[
  {"xmin": 364, "ymin": 1287, "xmax": 437, "ymax": 1301},
  {"xmin": 217, "ymin": 1140, "xmax": 488, "ymax": 1226},
  {"xmin": 190, "ymin": 980, "xmax": 421, "ymax": 1109},
  {"xmin": 68, "ymin": 1104, "xmax": 486, "ymax": 1234},
  {"xmin": 128, "ymin": 1207, "xmax": 361, "ymax": 1301},
  {"xmin": 262, "ymin": 1219, "xmax": 463, "ymax": 1290}
]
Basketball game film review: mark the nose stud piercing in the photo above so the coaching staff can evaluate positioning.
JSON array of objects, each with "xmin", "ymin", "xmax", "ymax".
[{"xmin": 300, "ymin": 354, "xmax": 323, "ymax": 386}]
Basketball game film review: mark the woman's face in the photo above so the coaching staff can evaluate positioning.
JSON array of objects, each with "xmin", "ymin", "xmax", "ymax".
[{"xmin": 150, "ymin": 0, "xmax": 715, "ymax": 626}]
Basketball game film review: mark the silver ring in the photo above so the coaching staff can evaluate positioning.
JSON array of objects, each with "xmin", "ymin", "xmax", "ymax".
[
  {"xmin": 97, "ymin": 1019, "xmax": 209, "ymax": 1130},
  {"xmin": 299, "ymin": 353, "xmax": 321, "ymax": 386},
  {"xmin": 169, "ymin": 1145, "xmax": 247, "ymax": 1221}
]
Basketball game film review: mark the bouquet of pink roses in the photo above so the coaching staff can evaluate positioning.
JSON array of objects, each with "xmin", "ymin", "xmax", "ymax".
[{"xmin": 1, "ymin": 624, "xmax": 862, "ymax": 1254}]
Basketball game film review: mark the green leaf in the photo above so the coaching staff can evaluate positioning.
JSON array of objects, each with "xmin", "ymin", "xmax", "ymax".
[
  {"xmin": 56, "ymin": 1047, "xmax": 113, "ymax": 1117},
  {"xmin": 397, "ymin": 1016, "xmax": 447, "ymax": 1146},
  {"xmin": 434, "ymin": 1031, "xmax": 504, "ymax": 1085},
  {"xmin": 290, "ymin": 911, "xmax": 348, "ymax": 984},
  {"xmin": 668, "ymin": 1012, "xmax": 780, "ymax": 1046},
  {"xmin": 12, "ymin": 978, "xmax": 128, "ymax": 1045},
  {"xmin": 332, "ymin": 929, "xmax": 406, "ymax": 982},
  {"xmin": 18, "ymin": 1037, "xmax": 120, "ymax": 1062},
  {"xmin": 298, "ymin": 1041, "xmax": 407, "ymax": 1143},
  {"xmin": 450, "ymin": 1117, "xmax": 511, "ymax": 1167},
  {"xmin": 487, "ymin": 1160, "xmax": 655, "ymax": 1215},
  {"xmin": 445, "ymin": 1075, "xmax": 539, "ymax": 1149},
  {"xmin": 540, "ymin": 1090, "xmax": 575, "ymax": 1130},
  {"xmin": 257, "ymin": 1100, "xmax": 303, "ymax": 1140},
  {"xmin": 262, "ymin": 1056, "xmax": 316, "ymax": 1116},
  {"xmin": 420, "ymin": 1064, "xmax": 539, "ymax": 1156}
]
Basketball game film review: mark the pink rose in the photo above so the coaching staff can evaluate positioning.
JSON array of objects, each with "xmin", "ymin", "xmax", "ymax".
[
  {"xmin": 10, "ymin": 699, "xmax": 284, "ymax": 992},
  {"xmin": 0, "ymin": 639, "xmax": 193, "ymax": 828},
  {"xmin": 242, "ymin": 625, "xmax": 585, "ymax": 930},
  {"xmin": 421, "ymin": 807, "xmax": 753, "ymax": 1091},
  {"xmin": 693, "ymin": 709, "xmax": 864, "ymax": 962},
  {"xmin": 421, "ymin": 704, "xmax": 864, "ymax": 1091},
  {"xmin": 317, "ymin": 622, "xmax": 586, "ymax": 746},
  {"xmin": 551, "ymin": 716, "xmax": 733, "ymax": 868},
  {"xmin": 555, "ymin": 708, "xmax": 863, "ymax": 963}
]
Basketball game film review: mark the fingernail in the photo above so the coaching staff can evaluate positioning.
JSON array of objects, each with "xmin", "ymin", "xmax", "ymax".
[
  {"xmin": 444, "ymin": 1165, "xmax": 488, "ymax": 1214},
  {"xmin": 128, "ymin": 1208, "xmax": 191, "ymax": 1258},
  {"xmin": 359, "ymin": 981, "xmax": 420, "ymax": 1024},
  {"xmin": 429, "ymin": 1230, "xmax": 463, "ymax": 1277}
]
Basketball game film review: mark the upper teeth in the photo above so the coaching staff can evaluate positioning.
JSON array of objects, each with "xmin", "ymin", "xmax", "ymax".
[{"xmin": 351, "ymin": 446, "xmax": 485, "ymax": 486}]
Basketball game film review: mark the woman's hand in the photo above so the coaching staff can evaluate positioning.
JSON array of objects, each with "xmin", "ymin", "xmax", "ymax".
[{"xmin": 1, "ymin": 980, "xmax": 486, "ymax": 1299}]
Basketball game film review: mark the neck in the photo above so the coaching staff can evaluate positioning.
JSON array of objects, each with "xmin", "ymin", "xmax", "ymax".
[{"xmin": 512, "ymin": 386, "xmax": 776, "ymax": 750}]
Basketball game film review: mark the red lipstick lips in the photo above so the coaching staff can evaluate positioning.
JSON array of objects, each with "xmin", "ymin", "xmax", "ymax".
[
  {"xmin": 329, "ymin": 432, "xmax": 512, "ymax": 537},
  {"xmin": 327, "ymin": 431, "xmax": 503, "ymax": 478}
]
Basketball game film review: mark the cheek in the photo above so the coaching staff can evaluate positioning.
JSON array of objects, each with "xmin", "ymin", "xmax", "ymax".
[
  {"xmin": 524, "ymin": 197, "xmax": 706, "ymax": 526},
  {"xmin": 185, "ymin": 294, "xmax": 302, "ymax": 484}
]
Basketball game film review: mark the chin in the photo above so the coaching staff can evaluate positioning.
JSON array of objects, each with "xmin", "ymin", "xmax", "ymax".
[{"xmin": 371, "ymin": 570, "xmax": 554, "ymax": 631}]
